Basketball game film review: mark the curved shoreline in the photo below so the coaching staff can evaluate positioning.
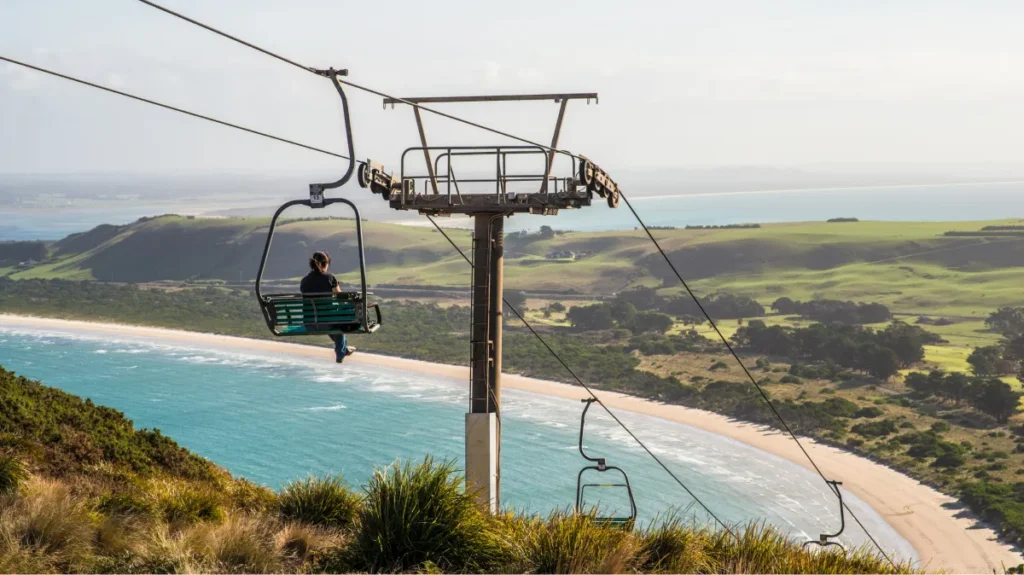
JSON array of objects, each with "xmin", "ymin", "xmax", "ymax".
[{"xmin": 1, "ymin": 314, "xmax": 1020, "ymax": 572}]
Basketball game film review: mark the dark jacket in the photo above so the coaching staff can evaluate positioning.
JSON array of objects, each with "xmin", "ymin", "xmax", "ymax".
[{"xmin": 300, "ymin": 270, "xmax": 338, "ymax": 294}]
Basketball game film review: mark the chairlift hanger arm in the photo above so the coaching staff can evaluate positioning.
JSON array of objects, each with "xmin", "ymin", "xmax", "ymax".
[
  {"xmin": 803, "ymin": 480, "xmax": 847, "ymax": 551},
  {"xmin": 310, "ymin": 69, "xmax": 356, "ymax": 197}
]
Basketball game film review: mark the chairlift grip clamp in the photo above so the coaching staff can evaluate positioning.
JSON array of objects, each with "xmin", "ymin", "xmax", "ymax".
[{"xmin": 310, "ymin": 67, "xmax": 349, "ymax": 78}]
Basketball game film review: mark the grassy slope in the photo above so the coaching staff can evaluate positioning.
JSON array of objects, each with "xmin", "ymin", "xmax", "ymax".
[
  {"xmin": 0, "ymin": 366, "xmax": 910, "ymax": 574},
  {"xmin": 7, "ymin": 216, "xmax": 1024, "ymax": 312}
]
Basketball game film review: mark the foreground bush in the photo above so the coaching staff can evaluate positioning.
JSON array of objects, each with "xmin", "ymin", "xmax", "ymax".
[
  {"xmin": 278, "ymin": 474, "xmax": 360, "ymax": 529},
  {"xmin": 0, "ymin": 465, "xmax": 915, "ymax": 574},
  {"xmin": 0, "ymin": 456, "xmax": 28, "ymax": 496},
  {"xmin": 349, "ymin": 457, "xmax": 507, "ymax": 572}
]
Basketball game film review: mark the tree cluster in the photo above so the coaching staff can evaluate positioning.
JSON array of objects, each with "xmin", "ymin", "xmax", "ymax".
[
  {"xmin": 732, "ymin": 320, "xmax": 936, "ymax": 379},
  {"xmin": 986, "ymin": 307, "xmax": 1024, "ymax": 338},
  {"xmin": 770, "ymin": 297, "xmax": 891, "ymax": 324},
  {"xmin": 565, "ymin": 300, "xmax": 674, "ymax": 334},
  {"xmin": 0, "ymin": 241, "xmax": 47, "ymax": 265},
  {"xmin": 615, "ymin": 286, "xmax": 764, "ymax": 320},
  {"xmin": 904, "ymin": 369, "xmax": 1021, "ymax": 422}
]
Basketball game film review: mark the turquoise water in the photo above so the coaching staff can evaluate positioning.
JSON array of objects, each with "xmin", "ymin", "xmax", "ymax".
[{"xmin": 0, "ymin": 325, "xmax": 916, "ymax": 561}]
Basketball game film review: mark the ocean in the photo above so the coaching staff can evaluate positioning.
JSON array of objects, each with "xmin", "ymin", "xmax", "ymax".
[
  {"xmin": 1, "ymin": 181, "xmax": 1022, "ymax": 241},
  {"xmin": 0, "ymin": 325, "xmax": 917, "ymax": 561}
]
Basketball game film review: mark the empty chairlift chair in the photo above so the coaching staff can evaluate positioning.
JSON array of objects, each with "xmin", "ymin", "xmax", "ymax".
[{"xmin": 576, "ymin": 398, "xmax": 637, "ymax": 526}]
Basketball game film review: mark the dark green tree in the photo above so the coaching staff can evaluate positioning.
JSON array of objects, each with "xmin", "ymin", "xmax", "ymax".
[
  {"xmin": 941, "ymin": 371, "xmax": 972, "ymax": 405},
  {"xmin": 968, "ymin": 378, "xmax": 1021, "ymax": 423},
  {"xmin": 986, "ymin": 307, "xmax": 1024, "ymax": 337},
  {"xmin": 860, "ymin": 343, "xmax": 900, "ymax": 380},
  {"xmin": 905, "ymin": 371, "xmax": 940, "ymax": 398},
  {"xmin": 968, "ymin": 345, "xmax": 1007, "ymax": 376},
  {"xmin": 503, "ymin": 290, "xmax": 528, "ymax": 316},
  {"xmin": 631, "ymin": 311, "xmax": 674, "ymax": 334},
  {"xmin": 771, "ymin": 297, "xmax": 796, "ymax": 314},
  {"xmin": 566, "ymin": 304, "xmax": 615, "ymax": 331}
]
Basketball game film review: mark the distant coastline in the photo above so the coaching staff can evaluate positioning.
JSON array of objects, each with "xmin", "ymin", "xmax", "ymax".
[{"xmin": 2, "ymin": 179, "xmax": 1023, "ymax": 240}]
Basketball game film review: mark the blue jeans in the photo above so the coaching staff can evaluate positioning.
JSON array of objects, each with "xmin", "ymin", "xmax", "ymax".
[{"xmin": 330, "ymin": 333, "xmax": 348, "ymax": 361}]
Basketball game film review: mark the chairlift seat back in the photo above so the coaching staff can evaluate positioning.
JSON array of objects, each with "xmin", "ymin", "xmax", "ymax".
[{"xmin": 261, "ymin": 292, "xmax": 381, "ymax": 336}]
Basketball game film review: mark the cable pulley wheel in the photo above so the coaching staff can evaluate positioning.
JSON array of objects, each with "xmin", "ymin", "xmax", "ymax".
[
  {"xmin": 579, "ymin": 159, "xmax": 594, "ymax": 187},
  {"xmin": 358, "ymin": 162, "xmax": 372, "ymax": 189}
]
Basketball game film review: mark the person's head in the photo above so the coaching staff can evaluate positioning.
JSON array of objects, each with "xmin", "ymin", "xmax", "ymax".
[{"xmin": 309, "ymin": 251, "xmax": 331, "ymax": 273}]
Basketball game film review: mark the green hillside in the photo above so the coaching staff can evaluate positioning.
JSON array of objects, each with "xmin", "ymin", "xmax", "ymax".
[
  {"xmin": 0, "ymin": 366, "xmax": 910, "ymax": 573},
  {"xmin": 6, "ymin": 216, "xmax": 1024, "ymax": 316}
]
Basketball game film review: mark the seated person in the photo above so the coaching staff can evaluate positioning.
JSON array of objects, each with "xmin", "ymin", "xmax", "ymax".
[{"xmin": 300, "ymin": 251, "xmax": 356, "ymax": 363}]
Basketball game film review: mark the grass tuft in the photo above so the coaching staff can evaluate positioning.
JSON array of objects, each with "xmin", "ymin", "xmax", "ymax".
[
  {"xmin": 350, "ymin": 457, "xmax": 507, "ymax": 573},
  {"xmin": 156, "ymin": 481, "xmax": 225, "ymax": 525},
  {"xmin": 194, "ymin": 513, "xmax": 282, "ymax": 574},
  {"xmin": 278, "ymin": 474, "xmax": 361, "ymax": 529},
  {"xmin": 0, "ymin": 455, "xmax": 28, "ymax": 496},
  {"xmin": 522, "ymin": 509, "xmax": 634, "ymax": 573},
  {"xmin": 0, "ymin": 478, "xmax": 95, "ymax": 570}
]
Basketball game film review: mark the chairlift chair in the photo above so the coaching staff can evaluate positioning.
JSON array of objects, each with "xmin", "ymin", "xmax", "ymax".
[
  {"xmin": 254, "ymin": 69, "xmax": 381, "ymax": 337},
  {"xmin": 575, "ymin": 398, "xmax": 637, "ymax": 526},
  {"xmin": 803, "ymin": 480, "xmax": 847, "ymax": 552}
]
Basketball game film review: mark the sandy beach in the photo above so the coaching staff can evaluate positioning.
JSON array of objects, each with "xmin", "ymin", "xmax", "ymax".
[{"xmin": 1, "ymin": 314, "xmax": 1020, "ymax": 573}]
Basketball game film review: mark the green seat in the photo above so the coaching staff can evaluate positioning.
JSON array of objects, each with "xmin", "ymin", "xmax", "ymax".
[{"xmin": 261, "ymin": 293, "xmax": 380, "ymax": 336}]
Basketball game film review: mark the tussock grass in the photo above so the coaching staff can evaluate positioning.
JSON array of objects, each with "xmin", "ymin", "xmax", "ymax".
[
  {"xmin": 522, "ymin": 509, "xmax": 635, "ymax": 573},
  {"xmin": 0, "ymin": 478, "xmax": 95, "ymax": 570},
  {"xmin": 153, "ymin": 480, "xmax": 225, "ymax": 525},
  {"xmin": 0, "ymin": 456, "xmax": 27, "ymax": 496},
  {"xmin": 278, "ymin": 474, "xmax": 360, "ymax": 529},
  {"xmin": 191, "ymin": 513, "xmax": 282, "ymax": 573},
  {"xmin": 0, "ymin": 460, "xmax": 916, "ymax": 574},
  {"xmin": 350, "ymin": 457, "xmax": 507, "ymax": 573}
]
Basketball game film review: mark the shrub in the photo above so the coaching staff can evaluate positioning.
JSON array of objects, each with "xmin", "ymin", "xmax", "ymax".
[
  {"xmin": 709, "ymin": 361, "xmax": 729, "ymax": 371},
  {"xmin": 350, "ymin": 457, "xmax": 506, "ymax": 572},
  {"xmin": 278, "ymin": 475, "xmax": 360, "ymax": 529},
  {"xmin": 96, "ymin": 491, "xmax": 156, "ymax": 518},
  {"xmin": 0, "ymin": 455, "xmax": 28, "ymax": 495},
  {"xmin": 158, "ymin": 482, "xmax": 225, "ymax": 524},
  {"xmin": 933, "ymin": 452, "xmax": 967, "ymax": 468},
  {"xmin": 779, "ymin": 375, "xmax": 802, "ymax": 384},
  {"xmin": 851, "ymin": 419, "xmax": 899, "ymax": 438},
  {"xmin": 230, "ymin": 478, "xmax": 279, "ymax": 513},
  {"xmin": 853, "ymin": 407, "xmax": 884, "ymax": 419},
  {"xmin": 931, "ymin": 422, "xmax": 951, "ymax": 433}
]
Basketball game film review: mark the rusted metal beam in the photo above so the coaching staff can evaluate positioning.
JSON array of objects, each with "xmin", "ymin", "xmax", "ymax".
[
  {"xmin": 412, "ymin": 107, "xmax": 440, "ymax": 195},
  {"xmin": 542, "ymin": 99, "xmax": 568, "ymax": 193}
]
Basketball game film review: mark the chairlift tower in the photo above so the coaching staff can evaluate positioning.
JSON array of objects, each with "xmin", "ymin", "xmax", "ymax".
[{"xmin": 359, "ymin": 93, "xmax": 620, "ymax": 512}]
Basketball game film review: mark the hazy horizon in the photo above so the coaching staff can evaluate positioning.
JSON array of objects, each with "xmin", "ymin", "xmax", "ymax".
[{"xmin": 3, "ymin": 1, "xmax": 1023, "ymax": 177}]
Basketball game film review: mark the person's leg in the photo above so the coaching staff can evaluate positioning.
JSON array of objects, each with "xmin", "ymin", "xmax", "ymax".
[{"xmin": 329, "ymin": 334, "xmax": 346, "ymax": 362}]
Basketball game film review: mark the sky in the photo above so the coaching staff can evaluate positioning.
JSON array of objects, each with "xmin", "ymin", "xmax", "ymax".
[{"xmin": 2, "ymin": 0, "xmax": 1024, "ymax": 175}]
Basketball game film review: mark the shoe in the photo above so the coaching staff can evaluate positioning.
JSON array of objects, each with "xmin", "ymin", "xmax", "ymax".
[{"xmin": 345, "ymin": 346, "xmax": 357, "ymax": 356}]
